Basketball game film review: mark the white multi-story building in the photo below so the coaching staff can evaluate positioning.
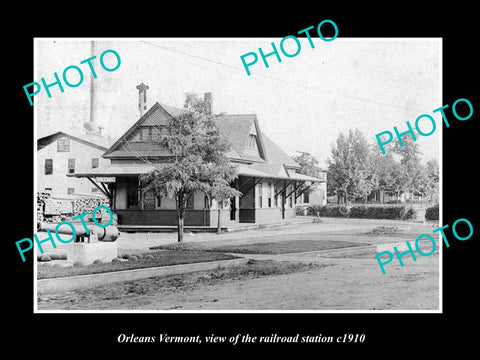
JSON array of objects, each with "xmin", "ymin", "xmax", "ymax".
[{"xmin": 37, "ymin": 131, "xmax": 113, "ymax": 198}]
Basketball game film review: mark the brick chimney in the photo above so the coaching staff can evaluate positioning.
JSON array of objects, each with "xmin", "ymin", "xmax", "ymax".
[
  {"xmin": 137, "ymin": 82, "xmax": 149, "ymax": 117},
  {"xmin": 204, "ymin": 92, "xmax": 212, "ymax": 115}
]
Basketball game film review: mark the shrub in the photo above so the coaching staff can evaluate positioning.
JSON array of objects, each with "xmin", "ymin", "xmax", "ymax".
[
  {"xmin": 425, "ymin": 204, "xmax": 439, "ymax": 220},
  {"xmin": 349, "ymin": 205, "xmax": 406, "ymax": 219},
  {"xmin": 307, "ymin": 204, "xmax": 414, "ymax": 219},
  {"xmin": 324, "ymin": 205, "xmax": 348, "ymax": 217},
  {"xmin": 348, "ymin": 205, "xmax": 369, "ymax": 219},
  {"xmin": 306, "ymin": 205, "xmax": 323, "ymax": 216},
  {"xmin": 307, "ymin": 205, "xmax": 348, "ymax": 217},
  {"xmin": 40, "ymin": 255, "xmax": 52, "ymax": 262},
  {"xmin": 403, "ymin": 208, "xmax": 417, "ymax": 220},
  {"xmin": 93, "ymin": 259, "xmax": 103, "ymax": 265},
  {"xmin": 49, "ymin": 254, "xmax": 67, "ymax": 260}
]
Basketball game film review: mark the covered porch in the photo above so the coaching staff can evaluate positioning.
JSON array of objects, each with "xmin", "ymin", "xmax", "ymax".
[{"xmin": 69, "ymin": 163, "xmax": 321, "ymax": 229}]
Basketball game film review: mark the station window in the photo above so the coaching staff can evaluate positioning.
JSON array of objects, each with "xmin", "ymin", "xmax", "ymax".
[
  {"xmin": 186, "ymin": 194, "xmax": 194, "ymax": 209},
  {"xmin": 303, "ymin": 192, "xmax": 310, "ymax": 203},
  {"xmin": 268, "ymin": 183, "xmax": 272, "ymax": 207},
  {"xmin": 258, "ymin": 183, "xmax": 263, "ymax": 208}
]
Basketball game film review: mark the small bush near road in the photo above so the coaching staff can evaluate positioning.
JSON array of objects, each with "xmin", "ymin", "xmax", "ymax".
[
  {"xmin": 425, "ymin": 204, "xmax": 439, "ymax": 220},
  {"xmin": 403, "ymin": 208, "xmax": 417, "ymax": 220}
]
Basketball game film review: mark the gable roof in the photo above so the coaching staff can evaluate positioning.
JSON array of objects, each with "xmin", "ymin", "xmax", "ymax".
[
  {"xmin": 103, "ymin": 102, "xmax": 180, "ymax": 158},
  {"xmin": 101, "ymin": 101, "xmax": 303, "ymax": 179},
  {"xmin": 213, "ymin": 113, "xmax": 267, "ymax": 162},
  {"xmin": 37, "ymin": 131, "xmax": 111, "ymax": 151},
  {"xmin": 249, "ymin": 133, "xmax": 300, "ymax": 176}
]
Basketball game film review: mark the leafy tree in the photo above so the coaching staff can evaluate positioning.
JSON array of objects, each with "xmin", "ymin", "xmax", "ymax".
[
  {"xmin": 413, "ymin": 163, "xmax": 429, "ymax": 206},
  {"xmin": 393, "ymin": 132, "xmax": 422, "ymax": 208},
  {"xmin": 370, "ymin": 150, "xmax": 403, "ymax": 203},
  {"xmin": 139, "ymin": 93, "xmax": 239, "ymax": 242},
  {"xmin": 327, "ymin": 132, "xmax": 351, "ymax": 204},
  {"xmin": 424, "ymin": 158, "xmax": 439, "ymax": 205},
  {"xmin": 350, "ymin": 136, "xmax": 376, "ymax": 203},
  {"xmin": 327, "ymin": 129, "xmax": 371, "ymax": 205},
  {"xmin": 292, "ymin": 151, "xmax": 321, "ymax": 199}
]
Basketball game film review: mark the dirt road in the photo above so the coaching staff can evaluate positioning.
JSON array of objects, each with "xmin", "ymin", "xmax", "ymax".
[{"xmin": 38, "ymin": 251, "xmax": 439, "ymax": 311}]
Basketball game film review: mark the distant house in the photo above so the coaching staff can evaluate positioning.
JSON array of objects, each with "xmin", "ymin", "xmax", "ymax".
[
  {"xmin": 70, "ymin": 93, "xmax": 321, "ymax": 228},
  {"xmin": 37, "ymin": 131, "xmax": 113, "ymax": 197}
]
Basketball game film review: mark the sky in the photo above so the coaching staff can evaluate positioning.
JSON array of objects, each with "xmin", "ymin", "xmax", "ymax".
[{"xmin": 35, "ymin": 38, "xmax": 441, "ymax": 168}]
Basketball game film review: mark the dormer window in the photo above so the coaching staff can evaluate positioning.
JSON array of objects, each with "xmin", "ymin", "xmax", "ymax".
[
  {"xmin": 140, "ymin": 125, "xmax": 167, "ymax": 141},
  {"xmin": 247, "ymin": 134, "xmax": 257, "ymax": 149},
  {"xmin": 139, "ymin": 126, "xmax": 163, "ymax": 142},
  {"xmin": 140, "ymin": 127, "xmax": 150, "ymax": 141}
]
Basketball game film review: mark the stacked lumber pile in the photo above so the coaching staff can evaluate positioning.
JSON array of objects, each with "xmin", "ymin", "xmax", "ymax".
[
  {"xmin": 71, "ymin": 196, "xmax": 109, "ymax": 216},
  {"xmin": 37, "ymin": 191, "xmax": 51, "ymax": 222},
  {"xmin": 44, "ymin": 198, "xmax": 73, "ymax": 215},
  {"xmin": 37, "ymin": 192, "xmax": 110, "ymax": 223}
]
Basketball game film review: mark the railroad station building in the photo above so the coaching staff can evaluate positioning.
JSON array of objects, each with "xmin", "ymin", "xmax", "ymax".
[{"xmin": 70, "ymin": 91, "xmax": 324, "ymax": 230}]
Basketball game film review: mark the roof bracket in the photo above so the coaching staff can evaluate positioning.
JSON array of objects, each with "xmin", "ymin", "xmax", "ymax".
[
  {"xmin": 86, "ymin": 177, "xmax": 111, "ymax": 198},
  {"xmin": 285, "ymin": 181, "xmax": 304, "ymax": 199},
  {"xmin": 274, "ymin": 179, "xmax": 296, "ymax": 197}
]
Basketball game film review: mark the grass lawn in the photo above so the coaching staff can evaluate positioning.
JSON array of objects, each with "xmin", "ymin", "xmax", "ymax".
[
  {"xmin": 37, "ymin": 260, "xmax": 330, "ymax": 310},
  {"xmin": 37, "ymin": 250, "xmax": 239, "ymax": 280},
  {"xmin": 151, "ymin": 239, "xmax": 365, "ymax": 255}
]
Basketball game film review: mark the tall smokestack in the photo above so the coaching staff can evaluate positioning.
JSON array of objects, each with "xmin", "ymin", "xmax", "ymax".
[
  {"xmin": 136, "ymin": 82, "xmax": 149, "ymax": 117},
  {"xmin": 83, "ymin": 41, "xmax": 99, "ymax": 134}
]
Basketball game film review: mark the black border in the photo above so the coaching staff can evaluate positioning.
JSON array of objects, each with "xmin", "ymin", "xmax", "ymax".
[{"xmin": 7, "ymin": 5, "xmax": 479, "ymax": 355}]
